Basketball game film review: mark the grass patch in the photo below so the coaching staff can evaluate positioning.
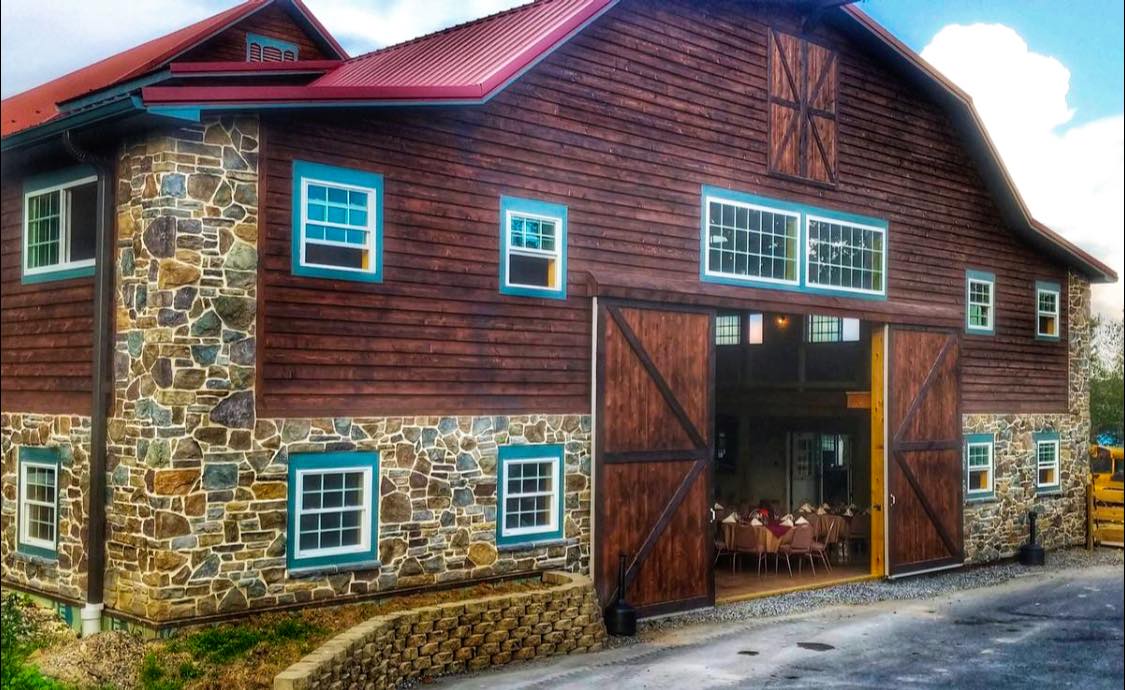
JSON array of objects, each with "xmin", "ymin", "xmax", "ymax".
[{"xmin": 1, "ymin": 592, "xmax": 73, "ymax": 690}]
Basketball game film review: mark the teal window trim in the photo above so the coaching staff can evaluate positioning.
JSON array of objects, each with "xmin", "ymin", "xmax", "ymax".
[
  {"xmin": 499, "ymin": 196, "xmax": 567, "ymax": 299},
  {"xmin": 291, "ymin": 160, "xmax": 384, "ymax": 283},
  {"xmin": 965, "ymin": 269, "xmax": 996, "ymax": 335},
  {"xmin": 21, "ymin": 165, "xmax": 98, "ymax": 285},
  {"xmin": 699, "ymin": 185, "xmax": 888, "ymax": 300},
  {"xmin": 246, "ymin": 32, "xmax": 299, "ymax": 61},
  {"xmin": 17, "ymin": 446, "xmax": 62, "ymax": 560},
  {"xmin": 286, "ymin": 450, "xmax": 380, "ymax": 572},
  {"xmin": 496, "ymin": 444, "xmax": 565, "ymax": 547},
  {"xmin": 964, "ymin": 433, "xmax": 995, "ymax": 502},
  {"xmin": 1035, "ymin": 280, "xmax": 1061, "ymax": 341},
  {"xmin": 1033, "ymin": 431, "xmax": 1062, "ymax": 493}
]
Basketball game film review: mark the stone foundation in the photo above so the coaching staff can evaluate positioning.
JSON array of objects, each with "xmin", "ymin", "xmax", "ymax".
[
  {"xmin": 0, "ymin": 413, "xmax": 92, "ymax": 601},
  {"xmin": 273, "ymin": 571, "xmax": 606, "ymax": 690}
]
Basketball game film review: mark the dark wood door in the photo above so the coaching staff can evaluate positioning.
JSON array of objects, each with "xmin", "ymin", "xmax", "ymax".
[
  {"xmin": 887, "ymin": 327, "xmax": 964, "ymax": 576},
  {"xmin": 595, "ymin": 301, "xmax": 713, "ymax": 617}
]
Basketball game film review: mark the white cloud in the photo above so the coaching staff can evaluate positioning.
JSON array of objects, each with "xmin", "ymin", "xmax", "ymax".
[{"xmin": 922, "ymin": 24, "xmax": 1124, "ymax": 318}]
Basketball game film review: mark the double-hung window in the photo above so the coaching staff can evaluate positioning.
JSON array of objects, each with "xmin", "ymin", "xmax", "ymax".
[
  {"xmin": 292, "ymin": 160, "xmax": 383, "ymax": 282},
  {"xmin": 287, "ymin": 451, "xmax": 379, "ymax": 571},
  {"xmin": 500, "ymin": 196, "xmax": 567, "ymax": 299},
  {"xmin": 22, "ymin": 167, "xmax": 98, "ymax": 283},
  {"xmin": 700, "ymin": 187, "xmax": 887, "ymax": 298},
  {"xmin": 805, "ymin": 216, "xmax": 885, "ymax": 295},
  {"xmin": 1036, "ymin": 281, "xmax": 1061, "ymax": 340},
  {"xmin": 964, "ymin": 434, "xmax": 994, "ymax": 501},
  {"xmin": 965, "ymin": 270, "xmax": 995, "ymax": 335},
  {"xmin": 497, "ymin": 444, "xmax": 564, "ymax": 546},
  {"xmin": 18, "ymin": 447, "xmax": 61, "ymax": 559},
  {"xmin": 703, "ymin": 193, "xmax": 800, "ymax": 286},
  {"xmin": 1034, "ymin": 432, "xmax": 1061, "ymax": 493}
]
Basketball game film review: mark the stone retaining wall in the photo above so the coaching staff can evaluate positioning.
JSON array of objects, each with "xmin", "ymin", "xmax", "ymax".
[{"xmin": 274, "ymin": 571, "xmax": 605, "ymax": 690}]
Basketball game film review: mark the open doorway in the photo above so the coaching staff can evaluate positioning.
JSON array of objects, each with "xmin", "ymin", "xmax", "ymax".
[{"xmin": 712, "ymin": 311, "xmax": 883, "ymax": 602}]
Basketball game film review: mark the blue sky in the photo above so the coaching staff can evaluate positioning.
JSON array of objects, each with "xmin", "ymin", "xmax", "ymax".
[
  {"xmin": 863, "ymin": 0, "xmax": 1125, "ymax": 126},
  {"xmin": 1, "ymin": 0, "xmax": 1121, "ymax": 314}
]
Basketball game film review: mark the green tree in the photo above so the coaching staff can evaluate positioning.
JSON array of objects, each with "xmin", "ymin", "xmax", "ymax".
[{"xmin": 1090, "ymin": 315, "xmax": 1124, "ymax": 441}]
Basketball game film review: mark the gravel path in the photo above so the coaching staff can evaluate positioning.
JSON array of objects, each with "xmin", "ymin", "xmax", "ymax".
[{"xmin": 611, "ymin": 547, "xmax": 1123, "ymax": 646}]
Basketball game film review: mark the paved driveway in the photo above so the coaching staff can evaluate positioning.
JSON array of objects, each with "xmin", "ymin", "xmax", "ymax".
[{"xmin": 431, "ymin": 565, "xmax": 1123, "ymax": 689}]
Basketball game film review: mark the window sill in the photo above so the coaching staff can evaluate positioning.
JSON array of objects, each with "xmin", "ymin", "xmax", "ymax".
[
  {"xmin": 497, "ymin": 537, "xmax": 569, "ymax": 553},
  {"xmin": 965, "ymin": 495, "xmax": 997, "ymax": 505},
  {"xmin": 1035, "ymin": 489, "xmax": 1064, "ymax": 498},
  {"xmin": 287, "ymin": 559, "xmax": 381, "ymax": 579},
  {"xmin": 13, "ymin": 549, "xmax": 59, "ymax": 566},
  {"xmin": 21, "ymin": 264, "xmax": 96, "ymax": 285}
]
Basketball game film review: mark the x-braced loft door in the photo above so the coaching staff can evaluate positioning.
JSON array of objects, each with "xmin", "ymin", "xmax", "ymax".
[
  {"xmin": 595, "ymin": 301, "xmax": 714, "ymax": 617},
  {"xmin": 887, "ymin": 327, "xmax": 964, "ymax": 576}
]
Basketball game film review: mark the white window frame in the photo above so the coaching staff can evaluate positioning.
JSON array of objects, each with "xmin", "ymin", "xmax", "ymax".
[
  {"xmin": 967, "ymin": 276, "xmax": 995, "ymax": 331},
  {"xmin": 19, "ymin": 459, "xmax": 58, "ymax": 552},
  {"xmin": 804, "ymin": 213, "xmax": 887, "ymax": 296},
  {"xmin": 22, "ymin": 175, "xmax": 98, "ymax": 278},
  {"xmin": 292, "ymin": 465, "xmax": 374, "ymax": 561},
  {"xmin": 503, "ymin": 209, "xmax": 564, "ymax": 292},
  {"xmin": 1036, "ymin": 287, "xmax": 1060, "ymax": 338},
  {"xmin": 965, "ymin": 440, "xmax": 994, "ymax": 498},
  {"xmin": 499, "ymin": 455, "xmax": 561, "ymax": 539},
  {"xmin": 703, "ymin": 195, "xmax": 801, "ymax": 287},
  {"xmin": 298, "ymin": 176, "xmax": 379, "ymax": 275},
  {"xmin": 1036, "ymin": 439, "xmax": 1060, "ymax": 490}
]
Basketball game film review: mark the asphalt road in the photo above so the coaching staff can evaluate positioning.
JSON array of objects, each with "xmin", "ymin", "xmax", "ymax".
[{"xmin": 432, "ymin": 565, "xmax": 1124, "ymax": 689}]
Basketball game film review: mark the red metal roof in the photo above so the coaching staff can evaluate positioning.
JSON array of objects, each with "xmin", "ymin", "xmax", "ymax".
[{"xmin": 0, "ymin": 0, "xmax": 345, "ymax": 138}]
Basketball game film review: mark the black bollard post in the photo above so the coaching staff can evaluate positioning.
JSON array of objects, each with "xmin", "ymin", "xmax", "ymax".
[
  {"xmin": 1018, "ymin": 510, "xmax": 1046, "ymax": 566},
  {"xmin": 605, "ymin": 553, "xmax": 637, "ymax": 636}
]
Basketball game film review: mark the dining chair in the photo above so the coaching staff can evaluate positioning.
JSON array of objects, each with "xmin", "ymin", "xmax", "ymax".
[
  {"xmin": 777, "ymin": 524, "xmax": 815, "ymax": 577},
  {"xmin": 811, "ymin": 518, "xmax": 837, "ymax": 572},
  {"xmin": 731, "ymin": 523, "xmax": 765, "ymax": 575}
]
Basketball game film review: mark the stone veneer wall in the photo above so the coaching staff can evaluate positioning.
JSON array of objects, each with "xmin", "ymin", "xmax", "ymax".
[
  {"xmin": 104, "ymin": 116, "xmax": 592, "ymax": 623},
  {"xmin": 962, "ymin": 272, "xmax": 1093, "ymax": 562},
  {"xmin": 0, "ymin": 413, "xmax": 92, "ymax": 601},
  {"xmin": 273, "ymin": 571, "xmax": 606, "ymax": 690}
]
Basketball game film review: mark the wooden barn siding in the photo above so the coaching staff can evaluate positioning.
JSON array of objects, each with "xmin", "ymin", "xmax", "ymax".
[
  {"xmin": 178, "ymin": 3, "xmax": 331, "ymax": 63},
  {"xmin": 257, "ymin": 0, "xmax": 1069, "ymax": 417},
  {"xmin": 0, "ymin": 175, "xmax": 94, "ymax": 415}
]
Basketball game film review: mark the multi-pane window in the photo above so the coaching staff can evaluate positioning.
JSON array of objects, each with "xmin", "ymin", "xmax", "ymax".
[
  {"xmin": 716, "ymin": 313, "xmax": 741, "ymax": 345},
  {"xmin": 287, "ymin": 451, "xmax": 378, "ymax": 570},
  {"xmin": 704, "ymin": 197, "xmax": 800, "ymax": 285},
  {"xmin": 293, "ymin": 160, "xmax": 383, "ymax": 283},
  {"xmin": 18, "ymin": 448, "xmax": 59, "ymax": 557},
  {"xmin": 965, "ymin": 435, "xmax": 994, "ymax": 499},
  {"xmin": 806, "ymin": 216, "xmax": 885, "ymax": 295},
  {"xmin": 1036, "ymin": 282, "xmax": 1060, "ymax": 339},
  {"xmin": 1036, "ymin": 436, "xmax": 1060, "ymax": 492},
  {"xmin": 965, "ymin": 270, "xmax": 995, "ymax": 334},
  {"xmin": 806, "ymin": 315, "xmax": 860, "ymax": 343},
  {"xmin": 497, "ymin": 445, "xmax": 564, "ymax": 545},
  {"xmin": 500, "ymin": 197, "xmax": 567, "ymax": 298},
  {"xmin": 22, "ymin": 171, "xmax": 97, "ymax": 282}
]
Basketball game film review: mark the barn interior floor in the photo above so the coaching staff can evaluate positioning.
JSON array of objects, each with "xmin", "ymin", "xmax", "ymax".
[{"xmin": 714, "ymin": 559, "xmax": 873, "ymax": 603}]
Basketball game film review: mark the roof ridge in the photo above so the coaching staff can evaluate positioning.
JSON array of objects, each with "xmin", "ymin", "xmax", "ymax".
[{"xmin": 345, "ymin": 0, "xmax": 546, "ymax": 63}]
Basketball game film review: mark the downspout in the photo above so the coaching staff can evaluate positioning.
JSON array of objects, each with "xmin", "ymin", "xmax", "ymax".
[{"xmin": 62, "ymin": 130, "xmax": 113, "ymax": 637}]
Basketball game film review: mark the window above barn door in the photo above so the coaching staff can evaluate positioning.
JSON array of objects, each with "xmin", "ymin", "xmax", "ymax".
[{"xmin": 768, "ymin": 30, "xmax": 838, "ymax": 186}]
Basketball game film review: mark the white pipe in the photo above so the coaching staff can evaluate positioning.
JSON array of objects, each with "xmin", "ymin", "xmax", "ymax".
[{"xmin": 80, "ymin": 602, "xmax": 103, "ymax": 637}]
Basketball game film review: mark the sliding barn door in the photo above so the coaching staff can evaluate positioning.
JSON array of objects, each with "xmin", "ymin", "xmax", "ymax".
[
  {"xmin": 595, "ymin": 301, "xmax": 713, "ymax": 616},
  {"xmin": 887, "ymin": 327, "xmax": 964, "ymax": 576}
]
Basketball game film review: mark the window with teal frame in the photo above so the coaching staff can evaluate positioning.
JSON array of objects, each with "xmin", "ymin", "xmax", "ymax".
[
  {"xmin": 1035, "ymin": 280, "xmax": 1061, "ymax": 340},
  {"xmin": 1034, "ymin": 431, "xmax": 1061, "ymax": 494},
  {"xmin": 287, "ymin": 451, "xmax": 379, "ymax": 571},
  {"xmin": 22, "ymin": 166, "xmax": 98, "ymax": 284},
  {"xmin": 499, "ymin": 196, "xmax": 567, "ymax": 299},
  {"xmin": 246, "ymin": 32, "xmax": 299, "ymax": 62},
  {"xmin": 964, "ymin": 433, "xmax": 995, "ymax": 501},
  {"xmin": 291, "ymin": 160, "xmax": 383, "ymax": 283},
  {"xmin": 699, "ymin": 185, "xmax": 887, "ymax": 299},
  {"xmin": 496, "ymin": 444, "xmax": 565, "ymax": 547},
  {"xmin": 965, "ymin": 269, "xmax": 996, "ymax": 335},
  {"xmin": 18, "ymin": 447, "xmax": 61, "ymax": 559}
]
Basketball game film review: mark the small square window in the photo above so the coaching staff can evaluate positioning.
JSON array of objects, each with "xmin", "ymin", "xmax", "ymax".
[
  {"xmin": 500, "ymin": 197, "xmax": 567, "ymax": 299},
  {"xmin": 497, "ymin": 444, "xmax": 564, "ymax": 546},
  {"xmin": 292, "ymin": 161, "xmax": 383, "ymax": 283},
  {"xmin": 965, "ymin": 270, "xmax": 995, "ymax": 334},
  {"xmin": 716, "ymin": 313, "xmax": 741, "ymax": 345}
]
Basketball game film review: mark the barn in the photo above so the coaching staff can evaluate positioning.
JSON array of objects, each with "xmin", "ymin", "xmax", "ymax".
[{"xmin": 1, "ymin": 0, "xmax": 1115, "ymax": 632}]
